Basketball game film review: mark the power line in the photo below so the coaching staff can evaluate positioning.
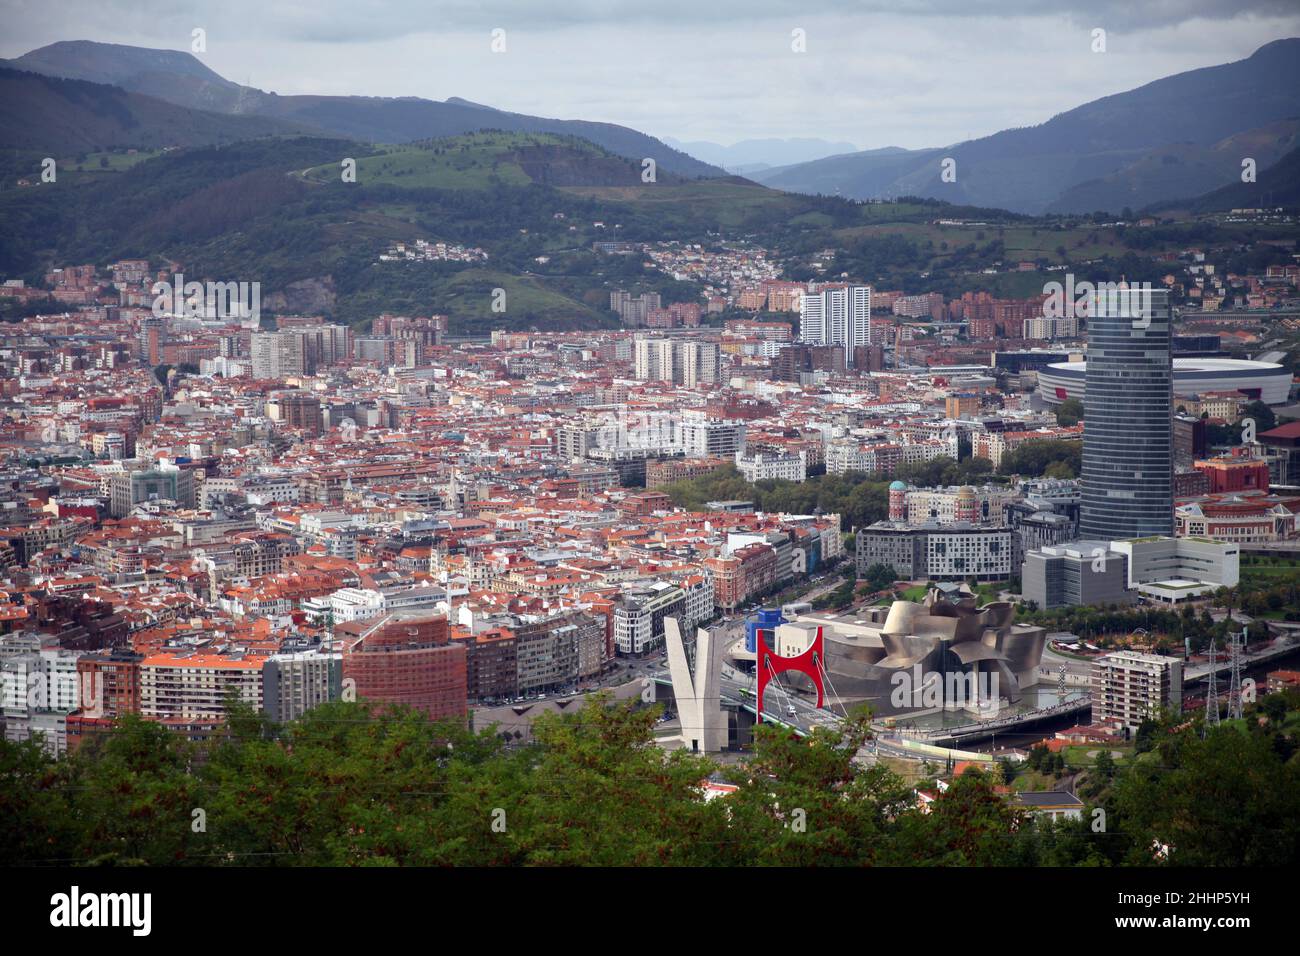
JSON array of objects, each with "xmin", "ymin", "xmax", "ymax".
[
  {"xmin": 1204, "ymin": 635, "xmax": 1219, "ymax": 731},
  {"xmin": 1227, "ymin": 628, "xmax": 1246, "ymax": 722}
]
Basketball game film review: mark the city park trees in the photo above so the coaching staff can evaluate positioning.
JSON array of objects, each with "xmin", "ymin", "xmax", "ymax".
[{"xmin": 4, "ymin": 688, "xmax": 1298, "ymax": 867}]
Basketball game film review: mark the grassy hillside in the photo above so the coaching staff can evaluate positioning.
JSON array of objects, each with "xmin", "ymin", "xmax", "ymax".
[
  {"xmin": 0, "ymin": 133, "xmax": 700, "ymax": 330},
  {"xmin": 2, "ymin": 127, "xmax": 1290, "ymax": 333},
  {"xmin": 298, "ymin": 132, "xmax": 690, "ymax": 190}
]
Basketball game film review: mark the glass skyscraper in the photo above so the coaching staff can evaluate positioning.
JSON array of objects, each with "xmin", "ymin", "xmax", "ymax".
[{"xmin": 1078, "ymin": 285, "xmax": 1173, "ymax": 540}]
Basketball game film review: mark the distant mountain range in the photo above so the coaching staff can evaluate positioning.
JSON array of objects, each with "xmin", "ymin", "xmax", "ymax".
[
  {"xmin": 663, "ymin": 137, "xmax": 860, "ymax": 173},
  {"xmin": 751, "ymin": 38, "xmax": 1300, "ymax": 214},
  {"xmin": 1147, "ymin": 145, "xmax": 1300, "ymax": 214},
  {"xmin": 0, "ymin": 67, "xmax": 311, "ymax": 152},
  {"xmin": 7, "ymin": 37, "xmax": 1300, "ymax": 214},
  {"xmin": 1, "ymin": 40, "xmax": 724, "ymax": 179}
]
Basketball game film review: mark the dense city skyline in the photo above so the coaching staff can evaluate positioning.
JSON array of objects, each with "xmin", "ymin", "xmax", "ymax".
[{"xmin": 2, "ymin": 1, "xmax": 1298, "ymax": 914}]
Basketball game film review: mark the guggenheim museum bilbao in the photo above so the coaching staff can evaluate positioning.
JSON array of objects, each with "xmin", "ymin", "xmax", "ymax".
[{"xmin": 770, "ymin": 588, "xmax": 1048, "ymax": 717}]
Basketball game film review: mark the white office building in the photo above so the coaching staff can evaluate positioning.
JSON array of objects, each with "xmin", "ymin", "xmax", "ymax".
[
  {"xmin": 923, "ymin": 526, "xmax": 1014, "ymax": 581},
  {"xmin": 1108, "ymin": 536, "xmax": 1239, "ymax": 604},
  {"xmin": 677, "ymin": 419, "xmax": 746, "ymax": 458},
  {"xmin": 735, "ymin": 448, "xmax": 807, "ymax": 483}
]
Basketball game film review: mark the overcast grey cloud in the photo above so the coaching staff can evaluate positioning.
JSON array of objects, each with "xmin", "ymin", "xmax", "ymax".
[{"xmin": 3, "ymin": 1, "xmax": 1298, "ymax": 149}]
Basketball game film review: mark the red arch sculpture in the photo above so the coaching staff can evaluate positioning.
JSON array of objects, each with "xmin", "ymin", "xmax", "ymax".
[{"xmin": 755, "ymin": 626, "xmax": 825, "ymax": 722}]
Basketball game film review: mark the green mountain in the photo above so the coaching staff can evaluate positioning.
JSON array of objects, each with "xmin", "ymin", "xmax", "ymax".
[
  {"xmin": 297, "ymin": 132, "xmax": 698, "ymax": 190},
  {"xmin": 753, "ymin": 38, "xmax": 1300, "ymax": 214},
  {"xmin": 5, "ymin": 114, "xmax": 1277, "ymax": 336},
  {"xmin": 3, "ymin": 40, "xmax": 723, "ymax": 179},
  {"xmin": 0, "ymin": 67, "xmax": 306, "ymax": 154},
  {"xmin": 0, "ymin": 131, "xmax": 826, "ymax": 332}
]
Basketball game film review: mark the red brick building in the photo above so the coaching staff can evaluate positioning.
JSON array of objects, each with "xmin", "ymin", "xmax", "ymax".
[
  {"xmin": 1194, "ymin": 453, "xmax": 1271, "ymax": 494},
  {"xmin": 704, "ymin": 542, "xmax": 777, "ymax": 612},
  {"xmin": 735, "ymin": 542, "xmax": 778, "ymax": 601},
  {"xmin": 703, "ymin": 555, "xmax": 742, "ymax": 612},
  {"xmin": 76, "ymin": 649, "xmax": 142, "ymax": 718},
  {"xmin": 340, "ymin": 614, "xmax": 467, "ymax": 721},
  {"xmin": 66, "ymin": 650, "xmax": 144, "ymax": 750}
]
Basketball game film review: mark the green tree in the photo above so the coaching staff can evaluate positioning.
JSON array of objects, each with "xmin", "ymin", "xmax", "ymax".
[
  {"xmin": 1239, "ymin": 400, "xmax": 1276, "ymax": 435},
  {"xmin": 1093, "ymin": 748, "xmax": 1116, "ymax": 784},
  {"xmin": 65, "ymin": 714, "xmax": 202, "ymax": 865},
  {"xmin": 723, "ymin": 711, "xmax": 912, "ymax": 866},
  {"xmin": 892, "ymin": 769, "xmax": 1027, "ymax": 865},
  {"xmin": 485, "ymin": 697, "xmax": 727, "ymax": 866},
  {"xmin": 863, "ymin": 563, "xmax": 898, "ymax": 591},
  {"xmin": 998, "ymin": 440, "xmax": 1082, "ymax": 479},
  {"xmin": 1260, "ymin": 694, "xmax": 1288, "ymax": 726},
  {"xmin": 998, "ymin": 757, "xmax": 1017, "ymax": 786},
  {"xmin": 1113, "ymin": 726, "xmax": 1300, "ymax": 866},
  {"xmin": 1055, "ymin": 397, "xmax": 1084, "ymax": 427},
  {"xmin": 0, "ymin": 736, "xmax": 76, "ymax": 865}
]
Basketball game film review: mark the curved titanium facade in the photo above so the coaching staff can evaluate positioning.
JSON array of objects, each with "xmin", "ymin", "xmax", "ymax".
[{"xmin": 1079, "ymin": 288, "xmax": 1173, "ymax": 540}]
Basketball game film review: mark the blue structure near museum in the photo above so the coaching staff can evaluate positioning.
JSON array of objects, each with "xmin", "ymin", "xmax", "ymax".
[{"xmin": 745, "ymin": 607, "xmax": 786, "ymax": 654}]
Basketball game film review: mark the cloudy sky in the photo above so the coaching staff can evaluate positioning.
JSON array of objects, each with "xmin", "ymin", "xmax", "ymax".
[{"xmin": 3, "ymin": 1, "xmax": 1299, "ymax": 150}]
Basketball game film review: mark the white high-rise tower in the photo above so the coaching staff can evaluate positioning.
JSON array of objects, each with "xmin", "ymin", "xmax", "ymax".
[{"xmin": 799, "ymin": 285, "xmax": 872, "ymax": 364}]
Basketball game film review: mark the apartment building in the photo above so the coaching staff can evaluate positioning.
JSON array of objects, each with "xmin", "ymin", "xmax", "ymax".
[
  {"xmin": 735, "ymin": 448, "xmax": 806, "ymax": 483},
  {"xmin": 0, "ymin": 635, "xmax": 86, "ymax": 755},
  {"xmin": 856, "ymin": 522, "xmax": 1013, "ymax": 582},
  {"xmin": 678, "ymin": 419, "xmax": 746, "ymax": 458},
  {"xmin": 645, "ymin": 456, "xmax": 730, "ymax": 489},
  {"xmin": 457, "ymin": 629, "xmax": 518, "ymax": 702},
  {"xmin": 898, "ymin": 484, "xmax": 1019, "ymax": 525},
  {"xmin": 923, "ymin": 527, "xmax": 1014, "ymax": 581},
  {"xmin": 610, "ymin": 291, "xmax": 661, "ymax": 326},
  {"xmin": 826, "ymin": 439, "xmax": 951, "ymax": 477},
  {"xmin": 250, "ymin": 330, "xmax": 306, "ymax": 380},
  {"xmin": 139, "ymin": 651, "xmax": 264, "ymax": 720},
  {"xmin": 262, "ymin": 651, "xmax": 342, "ymax": 722},
  {"xmin": 800, "ymin": 285, "xmax": 872, "ymax": 364},
  {"xmin": 338, "ymin": 614, "xmax": 467, "ymax": 721},
  {"xmin": 267, "ymin": 392, "xmax": 324, "ymax": 436},
  {"xmin": 1092, "ymin": 651, "xmax": 1183, "ymax": 731},
  {"xmin": 514, "ymin": 612, "xmax": 602, "ymax": 693},
  {"xmin": 614, "ymin": 582, "xmax": 686, "ymax": 657},
  {"xmin": 633, "ymin": 338, "xmax": 720, "ymax": 387},
  {"xmin": 704, "ymin": 541, "xmax": 777, "ymax": 612},
  {"xmin": 678, "ymin": 572, "xmax": 716, "ymax": 630},
  {"xmin": 250, "ymin": 326, "xmax": 349, "ymax": 379}
]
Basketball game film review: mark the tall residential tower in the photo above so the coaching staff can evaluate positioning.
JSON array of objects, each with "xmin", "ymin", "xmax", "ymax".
[{"xmin": 799, "ymin": 285, "xmax": 872, "ymax": 365}]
